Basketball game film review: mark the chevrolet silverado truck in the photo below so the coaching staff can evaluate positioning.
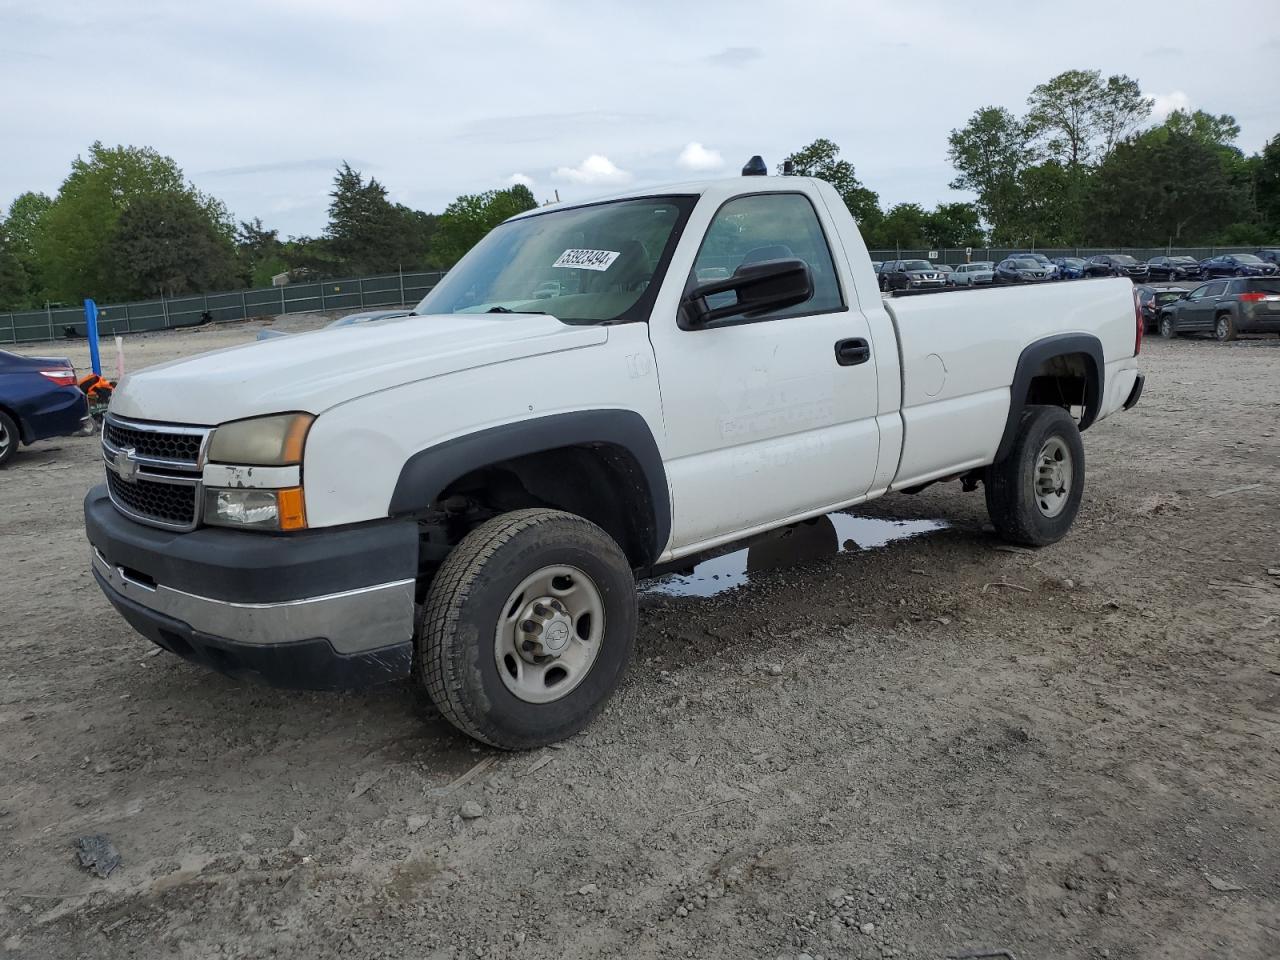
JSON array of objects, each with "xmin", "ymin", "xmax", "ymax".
[{"xmin": 85, "ymin": 171, "xmax": 1145, "ymax": 749}]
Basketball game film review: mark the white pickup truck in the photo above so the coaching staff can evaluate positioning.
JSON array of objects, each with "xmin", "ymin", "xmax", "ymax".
[{"xmin": 85, "ymin": 169, "xmax": 1145, "ymax": 749}]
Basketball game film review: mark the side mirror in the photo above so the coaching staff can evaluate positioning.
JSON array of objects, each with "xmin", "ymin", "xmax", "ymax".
[
  {"xmin": 681, "ymin": 258, "xmax": 813, "ymax": 328},
  {"xmin": 1178, "ymin": 292, "xmax": 1189, "ymax": 300}
]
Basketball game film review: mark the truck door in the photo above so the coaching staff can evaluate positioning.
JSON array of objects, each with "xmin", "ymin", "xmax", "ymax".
[{"xmin": 649, "ymin": 190, "xmax": 882, "ymax": 552}]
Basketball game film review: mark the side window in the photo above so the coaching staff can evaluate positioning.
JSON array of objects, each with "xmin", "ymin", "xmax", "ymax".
[
  {"xmin": 690, "ymin": 193, "xmax": 844, "ymax": 320},
  {"xmin": 1206, "ymin": 281, "xmax": 1228, "ymax": 297},
  {"xmin": 1188, "ymin": 284, "xmax": 1209, "ymax": 300}
]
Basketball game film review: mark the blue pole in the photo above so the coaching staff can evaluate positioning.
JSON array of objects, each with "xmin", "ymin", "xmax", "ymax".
[{"xmin": 84, "ymin": 298, "xmax": 102, "ymax": 376}]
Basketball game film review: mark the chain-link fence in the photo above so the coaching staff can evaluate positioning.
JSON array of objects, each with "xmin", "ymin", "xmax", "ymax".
[
  {"xmin": 869, "ymin": 246, "xmax": 1263, "ymax": 265},
  {"xmin": 0, "ymin": 269, "xmax": 447, "ymax": 345}
]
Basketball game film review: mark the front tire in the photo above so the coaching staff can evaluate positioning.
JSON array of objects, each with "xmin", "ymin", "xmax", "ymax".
[
  {"xmin": 419, "ymin": 509, "xmax": 637, "ymax": 750},
  {"xmin": 1215, "ymin": 313, "xmax": 1238, "ymax": 342},
  {"xmin": 0, "ymin": 410, "xmax": 19, "ymax": 468},
  {"xmin": 1160, "ymin": 315, "xmax": 1178, "ymax": 339},
  {"xmin": 985, "ymin": 406, "xmax": 1085, "ymax": 547}
]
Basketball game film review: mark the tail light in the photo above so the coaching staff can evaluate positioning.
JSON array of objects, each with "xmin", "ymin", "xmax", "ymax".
[
  {"xmin": 39, "ymin": 369, "xmax": 77, "ymax": 387},
  {"xmin": 1237, "ymin": 292, "xmax": 1268, "ymax": 303},
  {"xmin": 1133, "ymin": 288, "xmax": 1143, "ymax": 356}
]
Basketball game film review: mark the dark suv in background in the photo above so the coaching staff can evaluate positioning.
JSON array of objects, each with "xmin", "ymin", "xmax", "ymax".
[
  {"xmin": 1086, "ymin": 254, "xmax": 1149, "ymax": 281},
  {"xmin": 1146, "ymin": 255, "xmax": 1200, "ymax": 281},
  {"xmin": 879, "ymin": 259, "xmax": 948, "ymax": 292},
  {"xmin": 1156, "ymin": 277, "xmax": 1280, "ymax": 341},
  {"xmin": 993, "ymin": 257, "xmax": 1052, "ymax": 283}
]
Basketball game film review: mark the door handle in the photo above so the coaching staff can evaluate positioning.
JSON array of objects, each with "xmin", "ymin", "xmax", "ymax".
[{"xmin": 835, "ymin": 338, "xmax": 871, "ymax": 366}]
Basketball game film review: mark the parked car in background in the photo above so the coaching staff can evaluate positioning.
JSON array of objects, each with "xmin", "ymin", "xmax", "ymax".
[
  {"xmin": 1051, "ymin": 257, "xmax": 1088, "ymax": 279},
  {"xmin": 1255, "ymin": 249, "xmax": 1280, "ymax": 268},
  {"xmin": 1008, "ymin": 253, "xmax": 1059, "ymax": 280},
  {"xmin": 1156, "ymin": 277, "xmax": 1280, "ymax": 341},
  {"xmin": 0, "ymin": 350, "xmax": 92, "ymax": 468},
  {"xmin": 1146, "ymin": 256, "xmax": 1200, "ymax": 281},
  {"xmin": 951, "ymin": 261, "xmax": 995, "ymax": 286},
  {"xmin": 1135, "ymin": 284, "xmax": 1188, "ymax": 332},
  {"xmin": 993, "ymin": 257, "xmax": 1052, "ymax": 284},
  {"xmin": 879, "ymin": 259, "xmax": 948, "ymax": 292},
  {"xmin": 1085, "ymin": 254, "xmax": 1149, "ymax": 282},
  {"xmin": 934, "ymin": 264, "xmax": 956, "ymax": 286},
  {"xmin": 1198, "ymin": 254, "xmax": 1278, "ymax": 279},
  {"xmin": 256, "ymin": 308, "xmax": 413, "ymax": 341}
]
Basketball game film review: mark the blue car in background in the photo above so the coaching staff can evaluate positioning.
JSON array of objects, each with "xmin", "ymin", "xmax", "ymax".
[
  {"xmin": 1051, "ymin": 257, "xmax": 1088, "ymax": 279},
  {"xmin": 0, "ymin": 350, "xmax": 91, "ymax": 468},
  {"xmin": 1198, "ymin": 254, "xmax": 1279, "ymax": 279}
]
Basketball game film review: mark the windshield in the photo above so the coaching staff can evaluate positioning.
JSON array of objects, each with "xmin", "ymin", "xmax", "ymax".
[
  {"xmin": 414, "ymin": 196, "xmax": 695, "ymax": 324},
  {"xmin": 902, "ymin": 260, "xmax": 932, "ymax": 271},
  {"xmin": 1113, "ymin": 255, "xmax": 1138, "ymax": 265},
  {"xmin": 1171, "ymin": 257, "xmax": 1197, "ymax": 264},
  {"xmin": 1233, "ymin": 254, "xmax": 1264, "ymax": 264},
  {"xmin": 1153, "ymin": 292, "xmax": 1183, "ymax": 304},
  {"xmin": 1009, "ymin": 259, "xmax": 1041, "ymax": 269},
  {"xmin": 1060, "ymin": 258, "xmax": 1085, "ymax": 267},
  {"xmin": 971, "ymin": 261, "xmax": 994, "ymax": 269}
]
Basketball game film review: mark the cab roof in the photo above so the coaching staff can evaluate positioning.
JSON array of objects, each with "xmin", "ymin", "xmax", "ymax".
[{"xmin": 506, "ymin": 175, "xmax": 826, "ymax": 221}]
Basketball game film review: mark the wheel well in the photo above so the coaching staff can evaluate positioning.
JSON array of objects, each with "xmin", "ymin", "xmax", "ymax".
[
  {"xmin": 0, "ymin": 402, "xmax": 27, "ymax": 443},
  {"xmin": 1023, "ymin": 352, "xmax": 1097, "ymax": 416},
  {"xmin": 436, "ymin": 443, "xmax": 658, "ymax": 569}
]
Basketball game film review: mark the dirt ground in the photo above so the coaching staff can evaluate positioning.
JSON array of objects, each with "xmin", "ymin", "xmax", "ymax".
[{"xmin": 2, "ymin": 317, "xmax": 1278, "ymax": 960}]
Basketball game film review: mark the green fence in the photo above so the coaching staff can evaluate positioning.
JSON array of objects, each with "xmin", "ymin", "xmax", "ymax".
[
  {"xmin": 0, "ymin": 269, "xmax": 447, "ymax": 345},
  {"xmin": 868, "ymin": 246, "xmax": 1262, "ymax": 265}
]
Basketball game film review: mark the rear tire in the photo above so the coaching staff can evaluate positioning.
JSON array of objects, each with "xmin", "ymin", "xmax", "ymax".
[
  {"xmin": 985, "ymin": 406, "xmax": 1085, "ymax": 547},
  {"xmin": 1215, "ymin": 313, "xmax": 1238, "ymax": 342},
  {"xmin": 0, "ymin": 410, "xmax": 19, "ymax": 468},
  {"xmin": 418, "ymin": 509, "xmax": 636, "ymax": 750}
]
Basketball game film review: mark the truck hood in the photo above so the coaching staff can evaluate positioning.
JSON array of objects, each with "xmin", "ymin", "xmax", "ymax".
[{"xmin": 109, "ymin": 313, "xmax": 607, "ymax": 425}]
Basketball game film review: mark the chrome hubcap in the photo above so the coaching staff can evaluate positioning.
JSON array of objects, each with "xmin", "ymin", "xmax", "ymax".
[
  {"xmin": 1217, "ymin": 319, "xmax": 1228, "ymax": 339},
  {"xmin": 1034, "ymin": 437, "xmax": 1073, "ymax": 518},
  {"xmin": 0, "ymin": 421, "xmax": 10, "ymax": 456},
  {"xmin": 494, "ymin": 565, "xmax": 604, "ymax": 704}
]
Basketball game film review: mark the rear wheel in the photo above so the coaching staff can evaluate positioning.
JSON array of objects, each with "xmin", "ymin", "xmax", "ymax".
[
  {"xmin": 418, "ymin": 509, "xmax": 637, "ymax": 750},
  {"xmin": 985, "ymin": 406, "xmax": 1085, "ymax": 547},
  {"xmin": 0, "ymin": 410, "xmax": 19, "ymax": 468},
  {"xmin": 1215, "ymin": 313, "xmax": 1238, "ymax": 342}
]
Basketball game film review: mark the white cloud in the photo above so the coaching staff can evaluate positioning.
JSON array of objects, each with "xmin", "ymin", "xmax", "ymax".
[
  {"xmin": 1151, "ymin": 91, "xmax": 1191, "ymax": 121},
  {"xmin": 552, "ymin": 154, "xmax": 632, "ymax": 185},
  {"xmin": 506, "ymin": 172, "xmax": 534, "ymax": 187},
  {"xmin": 676, "ymin": 141, "xmax": 724, "ymax": 171}
]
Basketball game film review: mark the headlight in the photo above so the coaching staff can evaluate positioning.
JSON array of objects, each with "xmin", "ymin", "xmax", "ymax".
[
  {"xmin": 204, "ymin": 486, "xmax": 307, "ymax": 531},
  {"xmin": 207, "ymin": 413, "xmax": 313, "ymax": 466}
]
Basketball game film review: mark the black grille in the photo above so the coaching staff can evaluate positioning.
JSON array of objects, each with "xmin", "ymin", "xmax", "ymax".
[
  {"xmin": 107, "ymin": 471, "xmax": 197, "ymax": 527},
  {"xmin": 104, "ymin": 421, "xmax": 202, "ymax": 463}
]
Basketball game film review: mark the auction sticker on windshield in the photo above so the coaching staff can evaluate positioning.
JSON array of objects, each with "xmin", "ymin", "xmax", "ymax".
[{"xmin": 553, "ymin": 249, "xmax": 620, "ymax": 272}]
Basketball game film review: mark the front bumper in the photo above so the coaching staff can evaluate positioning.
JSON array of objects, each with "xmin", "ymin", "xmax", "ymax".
[{"xmin": 84, "ymin": 485, "xmax": 419, "ymax": 689}]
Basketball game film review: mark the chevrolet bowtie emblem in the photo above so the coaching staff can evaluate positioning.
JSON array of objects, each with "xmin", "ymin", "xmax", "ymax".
[{"xmin": 114, "ymin": 446, "xmax": 140, "ymax": 482}]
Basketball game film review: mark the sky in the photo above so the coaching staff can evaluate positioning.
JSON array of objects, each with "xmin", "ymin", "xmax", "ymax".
[{"xmin": 2, "ymin": 0, "xmax": 1278, "ymax": 238}]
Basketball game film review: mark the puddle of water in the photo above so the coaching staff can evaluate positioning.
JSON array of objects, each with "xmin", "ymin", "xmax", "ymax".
[{"xmin": 640, "ymin": 513, "xmax": 948, "ymax": 599}]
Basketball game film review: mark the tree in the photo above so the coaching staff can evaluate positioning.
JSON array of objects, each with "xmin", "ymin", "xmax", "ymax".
[
  {"xmin": 34, "ymin": 142, "xmax": 231, "ymax": 302},
  {"xmin": 1163, "ymin": 109, "xmax": 1241, "ymax": 150},
  {"xmin": 947, "ymin": 107, "xmax": 1034, "ymax": 236},
  {"xmin": 922, "ymin": 202, "xmax": 986, "ymax": 248},
  {"xmin": 112, "ymin": 191, "xmax": 239, "ymax": 297},
  {"xmin": 1256, "ymin": 134, "xmax": 1280, "ymax": 240},
  {"xmin": 236, "ymin": 218, "xmax": 287, "ymax": 287},
  {"xmin": 430, "ymin": 185, "xmax": 537, "ymax": 266},
  {"xmin": 325, "ymin": 162, "xmax": 441, "ymax": 274},
  {"xmin": 1087, "ymin": 130, "xmax": 1250, "ymax": 245},
  {"xmin": 0, "ymin": 218, "xmax": 31, "ymax": 311},
  {"xmin": 1025, "ymin": 69, "xmax": 1151, "ymax": 168},
  {"xmin": 779, "ymin": 138, "xmax": 881, "ymax": 224}
]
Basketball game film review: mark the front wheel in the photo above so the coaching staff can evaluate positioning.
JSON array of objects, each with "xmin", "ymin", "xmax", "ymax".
[
  {"xmin": 1215, "ymin": 314, "xmax": 1238, "ymax": 342},
  {"xmin": 985, "ymin": 406, "xmax": 1085, "ymax": 547},
  {"xmin": 1160, "ymin": 315, "xmax": 1178, "ymax": 339},
  {"xmin": 418, "ymin": 509, "xmax": 637, "ymax": 750}
]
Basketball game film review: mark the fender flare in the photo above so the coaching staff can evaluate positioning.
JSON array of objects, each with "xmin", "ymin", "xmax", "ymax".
[
  {"xmin": 994, "ymin": 333, "xmax": 1104, "ymax": 464},
  {"xmin": 388, "ymin": 409, "xmax": 671, "ymax": 564}
]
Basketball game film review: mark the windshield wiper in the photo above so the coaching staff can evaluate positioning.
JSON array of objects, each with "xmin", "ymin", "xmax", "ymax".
[{"xmin": 486, "ymin": 306, "xmax": 546, "ymax": 315}]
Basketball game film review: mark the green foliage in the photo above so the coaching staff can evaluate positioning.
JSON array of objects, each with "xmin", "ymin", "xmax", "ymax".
[
  {"xmin": 947, "ymin": 107, "xmax": 1034, "ymax": 234},
  {"xmin": 1162, "ymin": 109, "xmax": 1241, "ymax": 150},
  {"xmin": 33, "ymin": 142, "xmax": 232, "ymax": 302},
  {"xmin": 325, "ymin": 162, "xmax": 441, "ymax": 275},
  {"xmin": 112, "ymin": 191, "xmax": 239, "ymax": 297},
  {"xmin": 779, "ymin": 139, "xmax": 881, "ymax": 225},
  {"xmin": 431, "ymin": 185, "xmax": 537, "ymax": 267},
  {"xmin": 1086, "ymin": 131, "xmax": 1250, "ymax": 245},
  {"xmin": 0, "ymin": 218, "xmax": 31, "ymax": 311},
  {"xmin": 1257, "ymin": 135, "xmax": 1280, "ymax": 238},
  {"xmin": 1026, "ymin": 69, "xmax": 1151, "ymax": 168}
]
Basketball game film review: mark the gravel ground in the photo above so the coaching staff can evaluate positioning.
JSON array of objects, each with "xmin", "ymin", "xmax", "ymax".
[{"xmin": 1, "ymin": 318, "xmax": 1278, "ymax": 960}]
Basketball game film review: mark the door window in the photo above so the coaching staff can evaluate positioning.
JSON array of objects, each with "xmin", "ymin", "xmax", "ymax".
[
  {"xmin": 689, "ymin": 193, "xmax": 844, "ymax": 321},
  {"xmin": 1205, "ymin": 281, "xmax": 1229, "ymax": 297}
]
